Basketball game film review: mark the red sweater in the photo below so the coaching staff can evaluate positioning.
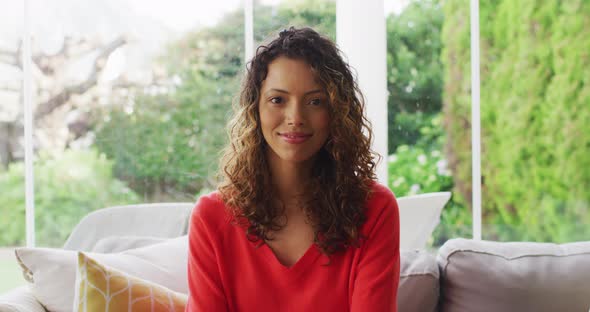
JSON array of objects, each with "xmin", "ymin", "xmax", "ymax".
[{"xmin": 185, "ymin": 183, "xmax": 400, "ymax": 312}]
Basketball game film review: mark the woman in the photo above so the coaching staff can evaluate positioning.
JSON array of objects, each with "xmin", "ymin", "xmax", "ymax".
[{"xmin": 186, "ymin": 27, "xmax": 400, "ymax": 312}]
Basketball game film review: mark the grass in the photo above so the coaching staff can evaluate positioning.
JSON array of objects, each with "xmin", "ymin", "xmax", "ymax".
[{"xmin": 0, "ymin": 255, "xmax": 26, "ymax": 294}]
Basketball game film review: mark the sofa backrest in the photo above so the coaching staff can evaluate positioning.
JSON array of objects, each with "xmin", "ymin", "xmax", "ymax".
[
  {"xmin": 437, "ymin": 238, "xmax": 590, "ymax": 312},
  {"xmin": 63, "ymin": 202, "xmax": 194, "ymax": 251}
]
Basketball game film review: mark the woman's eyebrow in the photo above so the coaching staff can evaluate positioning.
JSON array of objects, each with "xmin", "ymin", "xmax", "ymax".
[{"xmin": 266, "ymin": 88, "xmax": 324, "ymax": 95}]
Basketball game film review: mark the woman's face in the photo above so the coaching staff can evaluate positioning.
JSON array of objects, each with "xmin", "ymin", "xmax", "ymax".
[{"xmin": 258, "ymin": 56, "xmax": 331, "ymax": 164}]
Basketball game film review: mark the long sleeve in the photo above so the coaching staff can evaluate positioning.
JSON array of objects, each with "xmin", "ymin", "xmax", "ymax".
[
  {"xmin": 185, "ymin": 197, "xmax": 229, "ymax": 312},
  {"xmin": 350, "ymin": 190, "xmax": 400, "ymax": 312}
]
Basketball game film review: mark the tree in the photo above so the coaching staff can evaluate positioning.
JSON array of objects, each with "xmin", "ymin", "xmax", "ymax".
[
  {"xmin": 386, "ymin": 0, "xmax": 444, "ymax": 152},
  {"xmin": 0, "ymin": 36, "xmax": 127, "ymax": 168}
]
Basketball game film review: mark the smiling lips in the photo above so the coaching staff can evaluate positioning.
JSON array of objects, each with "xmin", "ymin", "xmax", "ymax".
[{"xmin": 279, "ymin": 132, "xmax": 312, "ymax": 144}]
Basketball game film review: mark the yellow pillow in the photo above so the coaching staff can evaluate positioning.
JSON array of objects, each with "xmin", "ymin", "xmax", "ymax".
[{"xmin": 73, "ymin": 252, "xmax": 187, "ymax": 312}]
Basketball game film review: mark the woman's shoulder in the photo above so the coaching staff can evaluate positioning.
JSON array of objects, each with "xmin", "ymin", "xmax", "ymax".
[
  {"xmin": 367, "ymin": 182, "xmax": 397, "ymax": 204},
  {"xmin": 190, "ymin": 190, "xmax": 234, "ymax": 231},
  {"xmin": 363, "ymin": 182, "xmax": 399, "ymax": 227}
]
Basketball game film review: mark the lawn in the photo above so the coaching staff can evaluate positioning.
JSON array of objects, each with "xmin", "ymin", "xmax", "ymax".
[{"xmin": 0, "ymin": 256, "xmax": 26, "ymax": 294}]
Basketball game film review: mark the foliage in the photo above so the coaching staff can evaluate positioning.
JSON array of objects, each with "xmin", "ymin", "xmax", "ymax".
[
  {"xmin": 442, "ymin": 0, "xmax": 590, "ymax": 242},
  {"xmin": 388, "ymin": 146, "xmax": 452, "ymax": 197},
  {"xmin": 95, "ymin": 8, "xmax": 246, "ymax": 198},
  {"xmin": 387, "ymin": 0, "xmax": 444, "ymax": 152},
  {"xmin": 391, "ymin": 111, "xmax": 440, "ymax": 149},
  {"xmin": 0, "ymin": 149, "xmax": 139, "ymax": 247},
  {"xmin": 253, "ymin": 0, "xmax": 336, "ymax": 42},
  {"xmin": 388, "ymin": 113, "xmax": 472, "ymax": 246},
  {"xmin": 94, "ymin": 76, "xmax": 228, "ymax": 199}
]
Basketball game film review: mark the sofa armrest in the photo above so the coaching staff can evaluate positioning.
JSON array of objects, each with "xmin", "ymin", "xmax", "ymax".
[{"xmin": 0, "ymin": 286, "xmax": 46, "ymax": 312}]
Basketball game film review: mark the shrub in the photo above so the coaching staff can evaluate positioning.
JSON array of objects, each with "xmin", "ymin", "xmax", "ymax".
[
  {"xmin": 388, "ymin": 113, "xmax": 472, "ymax": 246},
  {"xmin": 0, "ymin": 149, "xmax": 139, "ymax": 247},
  {"xmin": 386, "ymin": 0, "xmax": 444, "ymax": 152}
]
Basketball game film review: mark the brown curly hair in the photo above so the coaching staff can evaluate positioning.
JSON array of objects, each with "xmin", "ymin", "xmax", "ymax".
[{"xmin": 218, "ymin": 27, "xmax": 378, "ymax": 257}]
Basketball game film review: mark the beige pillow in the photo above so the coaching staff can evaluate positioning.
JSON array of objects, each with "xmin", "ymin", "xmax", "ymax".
[
  {"xmin": 15, "ymin": 236, "xmax": 187, "ymax": 312},
  {"xmin": 438, "ymin": 238, "xmax": 590, "ymax": 312},
  {"xmin": 73, "ymin": 252, "xmax": 187, "ymax": 312}
]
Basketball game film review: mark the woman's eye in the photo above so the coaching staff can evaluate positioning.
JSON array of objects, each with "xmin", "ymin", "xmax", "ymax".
[
  {"xmin": 270, "ymin": 97, "xmax": 283, "ymax": 104},
  {"xmin": 309, "ymin": 98, "xmax": 323, "ymax": 106}
]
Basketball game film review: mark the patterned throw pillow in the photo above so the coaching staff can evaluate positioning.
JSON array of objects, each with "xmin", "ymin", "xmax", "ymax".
[
  {"xmin": 73, "ymin": 252, "xmax": 188, "ymax": 312},
  {"xmin": 15, "ymin": 236, "xmax": 188, "ymax": 312}
]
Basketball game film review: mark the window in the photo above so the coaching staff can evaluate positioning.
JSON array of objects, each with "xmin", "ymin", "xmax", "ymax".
[
  {"xmin": 2, "ymin": 3, "xmax": 587, "ymax": 296},
  {"xmin": 19, "ymin": 0, "xmax": 244, "ymax": 249},
  {"xmin": 0, "ymin": 0, "xmax": 244, "ymax": 289},
  {"xmin": 385, "ymin": 0, "xmax": 468, "ymax": 248},
  {"xmin": 387, "ymin": 0, "xmax": 589, "ymax": 246}
]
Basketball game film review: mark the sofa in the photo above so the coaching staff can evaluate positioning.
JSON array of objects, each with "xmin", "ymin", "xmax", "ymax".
[{"xmin": 1, "ymin": 202, "xmax": 589, "ymax": 312}]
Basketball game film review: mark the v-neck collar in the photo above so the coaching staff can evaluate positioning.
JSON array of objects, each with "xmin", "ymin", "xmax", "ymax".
[
  {"xmin": 258, "ymin": 241, "xmax": 323, "ymax": 279},
  {"xmin": 235, "ymin": 218, "xmax": 324, "ymax": 279}
]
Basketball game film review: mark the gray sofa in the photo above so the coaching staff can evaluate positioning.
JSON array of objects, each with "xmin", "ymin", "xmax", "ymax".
[{"xmin": 1, "ymin": 203, "xmax": 589, "ymax": 312}]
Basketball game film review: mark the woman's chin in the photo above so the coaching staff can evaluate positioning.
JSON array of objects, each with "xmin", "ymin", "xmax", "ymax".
[{"xmin": 275, "ymin": 153, "xmax": 316, "ymax": 164}]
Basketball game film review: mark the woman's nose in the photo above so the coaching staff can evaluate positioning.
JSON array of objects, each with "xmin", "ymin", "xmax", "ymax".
[{"xmin": 286, "ymin": 103, "xmax": 305, "ymax": 126}]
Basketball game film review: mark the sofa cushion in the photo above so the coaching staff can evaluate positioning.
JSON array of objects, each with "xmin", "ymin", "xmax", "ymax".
[
  {"xmin": 15, "ymin": 236, "xmax": 187, "ymax": 312},
  {"xmin": 398, "ymin": 250, "xmax": 439, "ymax": 312},
  {"xmin": 0, "ymin": 286, "xmax": 46, "ymax": 312},
  {"xmin": 437, "ymin": 238, "xmax": 590, "ymax": 312},
  {"xmin": 91, "ymin": 236, "xmax": 168, "ymax": 253},
  {"xmin": 73, "ymin": 252, "xmax": 187, "ymax": 312}
]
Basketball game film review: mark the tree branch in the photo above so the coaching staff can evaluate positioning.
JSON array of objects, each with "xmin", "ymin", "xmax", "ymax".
[{"xmin": 34, "ymin": 36, "xmax": 127, "ymax": 120}]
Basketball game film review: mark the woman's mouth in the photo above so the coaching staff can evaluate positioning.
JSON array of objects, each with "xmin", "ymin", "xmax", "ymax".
[{"xmin": 279, "ymin": 132, "xmax": 312, "ymax": 144}]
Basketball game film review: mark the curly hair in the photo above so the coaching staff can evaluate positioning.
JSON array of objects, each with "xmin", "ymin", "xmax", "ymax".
[{"xmin": 218, "ymin": 27, "xmax": 378, "ymax": 258}]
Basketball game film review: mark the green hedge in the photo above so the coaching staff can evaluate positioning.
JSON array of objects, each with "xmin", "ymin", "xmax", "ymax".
[
  {"xmin": 0, "ymin": 149, "xmax": 139, "ymax": 247},
  {"xmin": 442, "ymin": 0, "xmax": 590, "ymax": 242}
]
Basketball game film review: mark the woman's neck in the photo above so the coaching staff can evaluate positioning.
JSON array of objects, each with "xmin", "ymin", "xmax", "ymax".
[{"xmin": 266, "ymin": 149, "xmax": 314, "ymax": 215}]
